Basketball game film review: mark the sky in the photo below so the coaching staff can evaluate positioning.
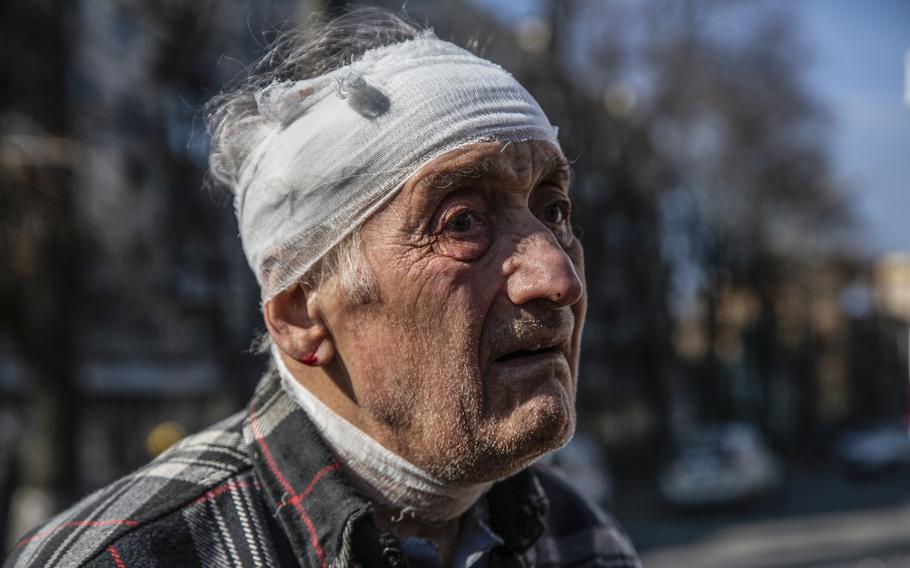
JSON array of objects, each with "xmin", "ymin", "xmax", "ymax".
[
  {"xmin": 471, "ymin": 0, "xmax": 910, "ymax": 255},
  {"xmin": 798, "ymin": 0, "xmax": 910, "ymax": 255}
]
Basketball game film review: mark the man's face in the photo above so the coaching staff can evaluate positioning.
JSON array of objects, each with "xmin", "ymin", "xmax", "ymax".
[{"xmin": 322, "ymin": 139, "xmax": 586, "ymax": 483}]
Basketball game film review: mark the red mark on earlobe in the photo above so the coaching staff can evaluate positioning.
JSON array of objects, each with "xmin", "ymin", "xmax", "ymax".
[{"xmin": 300, "ymin": 353, "xmax": 318, "ymax": 366}]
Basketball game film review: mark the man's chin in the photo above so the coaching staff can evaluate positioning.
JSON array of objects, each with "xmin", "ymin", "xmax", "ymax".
[
  {"xmin": 509, "ymin": 383, "xmax": 576, "ymax": 456},
  {"xmin": 473, "ymin": 381, "xmax": 576, "ymax": 482}
]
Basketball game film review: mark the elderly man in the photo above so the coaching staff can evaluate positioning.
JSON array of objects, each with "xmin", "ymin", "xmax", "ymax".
[{"xmin": 6, "ymin": 9, "xmax": 640, "ymax": 568}]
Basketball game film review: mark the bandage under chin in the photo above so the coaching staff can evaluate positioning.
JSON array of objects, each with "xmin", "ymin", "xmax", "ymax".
[{"xmin": 235, "ymin": 34, "xmax": 561, "ymax": 303}]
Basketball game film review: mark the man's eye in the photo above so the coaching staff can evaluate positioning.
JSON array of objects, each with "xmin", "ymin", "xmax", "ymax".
[
  {"xmin": 445, "ymin": 211, "xmax": 477, "ymax": 233},
  {"xmin": 434, "ymin": 208, "xmax": 492, "ymax": 261},
  {"xmin": 543, "ymin": 202, "xmax": 569, "ymax": 225}
]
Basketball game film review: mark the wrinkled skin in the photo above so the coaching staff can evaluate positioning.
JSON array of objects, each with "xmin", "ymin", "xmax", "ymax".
[{"xmin": 315, "ymin": 139, "xmax": 587, "ymax": 484}]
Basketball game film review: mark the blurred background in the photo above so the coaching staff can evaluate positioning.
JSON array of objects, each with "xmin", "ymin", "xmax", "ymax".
[{"xmin": 1, "ymin": 0, "xmax": 908, "ymax": 565}]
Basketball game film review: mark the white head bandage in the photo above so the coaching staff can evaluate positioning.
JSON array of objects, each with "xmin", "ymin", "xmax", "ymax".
[{"xmin": 236, "ymin": 34, "xmax": 560, "ymax": 302}]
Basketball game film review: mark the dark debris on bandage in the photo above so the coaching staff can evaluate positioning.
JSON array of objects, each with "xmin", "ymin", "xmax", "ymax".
[{"xmin": 338, "ymin": 75, "xmax": 390, "ymax": 119}]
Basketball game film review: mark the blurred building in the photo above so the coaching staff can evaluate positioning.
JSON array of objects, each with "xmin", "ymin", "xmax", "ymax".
[
  {"xmin": 860, "ymin": 253, "xmax": 910, "ymax": 422},
  {"xmin": 874, "ymin": 253, "xmax": 910, "ymax": 322}
]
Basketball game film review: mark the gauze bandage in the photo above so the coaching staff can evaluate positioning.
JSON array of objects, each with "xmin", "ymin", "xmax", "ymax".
[{"xmin": 236, "ymin": 34, "xmax": 560, "ymax": 302}]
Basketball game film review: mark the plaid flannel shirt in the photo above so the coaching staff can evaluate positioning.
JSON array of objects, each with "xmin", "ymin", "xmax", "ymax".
[{"xmin": 5, "ymin": 366, "xmax": 642, "ymax": 567}]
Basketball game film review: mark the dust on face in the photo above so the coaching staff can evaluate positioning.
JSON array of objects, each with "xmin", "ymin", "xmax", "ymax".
[{"xmin": 324, "ymin": 139, "xmax": 587, "ymax": 483}]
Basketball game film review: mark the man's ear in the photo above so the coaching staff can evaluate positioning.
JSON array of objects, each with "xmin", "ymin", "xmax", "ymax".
[{"xmin": 263, "ymin": 283, "xmax": 335, "ymax": 366}]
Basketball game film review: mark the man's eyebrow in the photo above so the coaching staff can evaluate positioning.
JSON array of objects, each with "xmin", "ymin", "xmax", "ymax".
[
  {"xmin": 420, "ymin": 159, "xmax": 491, "ymax": 193},
  {"xmin": 418, "ymin": 151, "xmax": 571, "ymax": 193},
  {"xmin": 544, "ymin": 155, "xmax": 572, "ymax": 187}
]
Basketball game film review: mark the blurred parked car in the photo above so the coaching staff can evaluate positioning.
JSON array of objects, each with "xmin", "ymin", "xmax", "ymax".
[
  {"xmin": 658, "ymin": 423, "xmax": 784, "ymax": 508},
  {"xmin": 543, "ymin": 431, "xmax": 614, "ymax": 508},
  {"xmin": 835, "ymin": 419, "xmax": 910, "ymax": 476}
]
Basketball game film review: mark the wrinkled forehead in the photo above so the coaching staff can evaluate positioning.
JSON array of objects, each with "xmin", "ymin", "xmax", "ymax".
[{"xmin": 409, "ymin": 140, "xmax": 571, "ymax": 195}]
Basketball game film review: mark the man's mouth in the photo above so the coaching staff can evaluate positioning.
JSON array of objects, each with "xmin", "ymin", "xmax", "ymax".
[{"xmin": 494, "ymin": 343, "xmax": 564, "ymax": 366}]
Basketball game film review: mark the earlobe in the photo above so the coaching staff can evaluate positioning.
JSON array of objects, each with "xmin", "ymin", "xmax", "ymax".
[
  {"xmin": 263, "ymin": 283, "xmax": 336, "ymax": 367},
  {"xmin": 298, "ymin": 339, "xmax": 335, "ymax": 367}
]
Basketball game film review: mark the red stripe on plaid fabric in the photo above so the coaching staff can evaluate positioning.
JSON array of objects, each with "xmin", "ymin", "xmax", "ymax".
[
  {"xmin": 15, "ymin": 519, "xmax": 139, "ymax": 548},
  {"xmin": 107, "ymin": 545, "xmax": 127, "ymax": 568},
  {"xmin": 289, "ymin": 462, "xmax": 341, "ymax": 505},
  {"xmin": 247, "ymin": 406, "xmax": 296, "ymax": 495},
  {"xmin": 188, "ymin": 478, "xmax": 262, "ymax": 508},
  {"xmin": 248, "ymin": 405, "xmax": 328, "ymax": 568}
]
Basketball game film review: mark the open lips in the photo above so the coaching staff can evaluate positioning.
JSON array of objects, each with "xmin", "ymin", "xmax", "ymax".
[{"xmin": 493, "ymin": 336, "xmax": 570, "ymax": 366}]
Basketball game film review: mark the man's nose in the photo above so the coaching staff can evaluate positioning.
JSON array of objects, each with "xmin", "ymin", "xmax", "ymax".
[{"xmin": 504, "ymin": 224, "xmax": 583, "ymax": 308}]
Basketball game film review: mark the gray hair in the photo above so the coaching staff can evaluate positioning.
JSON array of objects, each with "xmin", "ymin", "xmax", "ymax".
[{"xmin": 206, "ymin": 8, "xmax": 430, "ymax": 307}]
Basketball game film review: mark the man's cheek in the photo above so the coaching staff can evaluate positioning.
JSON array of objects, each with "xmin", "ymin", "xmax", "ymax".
[
  {"xmin": 565, "ymin": 271, "xmax": 587, "ymax": 379},
  {"xmin": 569, "ymin": 241, "xmax": 587, "ymax": 327},
  {"xmin": 568, "ymin": 239, "xmax": 586, "ymax": 282}
]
